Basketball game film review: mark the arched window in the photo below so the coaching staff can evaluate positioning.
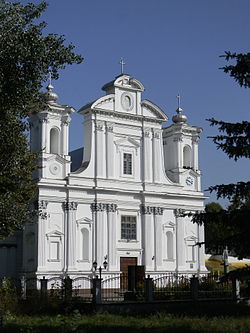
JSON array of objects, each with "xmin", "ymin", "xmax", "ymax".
[
  {"xmin": 166, "ymin": 231, "xmax": 173, "ymax": 260},
  {"xmin": 183, "ymin": 145, "xmax": 191, "ymax": 168},
  {"xmin": 81, "ymin": 228, "xmax": 89, "ymax": 261},
  {"xmin": 50, "ymin": 128, "xmax": 59, "ymax": 154}
]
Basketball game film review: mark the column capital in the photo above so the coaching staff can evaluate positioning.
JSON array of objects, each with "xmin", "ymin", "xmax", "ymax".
[
  {"xmin": 141, "ymin": 205, "xmax": 164, "ymax": 215},
  {"xmin": 174, "ymin": 208, "xmax": 185, "ymax": 218},
  {"xmin": 141, "ymin": 205, "xmax": 154, "ymax": 215},
  {"xmin": 91, "ymin": 203, "xmax": 106, "ymax": 212},
  {"xmin": 64, "ymin": 201, "xmax": 78, "ymax": 211},
  {"xmin": 38, "ymin": 200, "xmax": 48, "ymax": 210},
  {"xmin": 106, "ymin": 203, "xmax": 117, "ymax": 212},
  {"xmin": 154, "ymin": 207, "xmax": 164, "ymax": 215}
]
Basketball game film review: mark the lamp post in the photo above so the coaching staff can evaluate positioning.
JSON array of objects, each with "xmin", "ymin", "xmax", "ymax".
[{"xmin": 93, "ymin": 260, "xmax": 108, "ymax": 280}]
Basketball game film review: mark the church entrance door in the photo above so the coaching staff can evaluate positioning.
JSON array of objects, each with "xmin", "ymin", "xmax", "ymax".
[
  {"xmin": 120, "ymin": 257, "xmax": 137, "ymax": 290},
  {"xmin": 120, "ymin": 257, "xmax": 137, "ymax": 274}
]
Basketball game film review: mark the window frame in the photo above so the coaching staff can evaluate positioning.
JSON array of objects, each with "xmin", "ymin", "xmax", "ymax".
[
  {"xmin": 121, "ymin": 215, "xmax": 137, "ymax": 241},
  {"xmin": 123, "ymin": 152, "xmax": 133, "ymax": 175}
]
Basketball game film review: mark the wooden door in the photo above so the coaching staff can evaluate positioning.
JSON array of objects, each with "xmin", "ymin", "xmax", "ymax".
[{"xmin": 120, "ymin": 257, "xmax": 137, "ymax": 274}]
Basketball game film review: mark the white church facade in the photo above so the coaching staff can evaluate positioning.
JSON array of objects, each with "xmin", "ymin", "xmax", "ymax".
[{"xmin": 0, "ymin": 74, "xmax": 207, "ymax": 280}]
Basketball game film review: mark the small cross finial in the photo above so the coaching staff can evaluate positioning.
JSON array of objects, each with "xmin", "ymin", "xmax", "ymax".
[
  {"xmin": 176, "ymin": 94, "xmax": 181, "ymax": 109},
  {"xmin": 48, "ymin": 71, "xmax": 52, "ymax": 86},
  {"xmin": 119, "ymin": 57, "xmax": 126, "ymax": 74}
]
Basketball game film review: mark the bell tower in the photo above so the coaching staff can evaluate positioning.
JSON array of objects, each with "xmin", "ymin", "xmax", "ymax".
[
  {"xmin": 162, "ymin": 103, "xmax": 202, "ymax": 190},
  {"xmin": 29, "ymin": 84, "xmax": 75, "ymax": 180}
]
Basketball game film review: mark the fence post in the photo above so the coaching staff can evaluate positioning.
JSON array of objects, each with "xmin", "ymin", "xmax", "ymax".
[
  {"xmin": 190, "ymin": 275, "xmax": 199, "ymax": 301},
  {"xmin": 64, "ymin": 276, "xmax": 72, "ymax": 301},
  {"xmin": 92, "ymin": 277, "xmax": 102, "ymax": 304},
  {"xmin": 232, "ymin": 278, "xmax": 240, "ymax": 303},
  {"xmin": 40, "ymin": 276, "xmax": 48, "ymax": 299},
  {"xmin": 145, "ymin": 275, "xmax": 153, "ymax": 302}
]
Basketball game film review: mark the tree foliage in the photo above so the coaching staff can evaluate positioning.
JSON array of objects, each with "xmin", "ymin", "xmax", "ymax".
[
  {"xmin": 0, "ymin": 1, "xmax": 83, "ymax": 238},
  {"xmin": 193, "ymin": 51, "xmax": 250, "ymax": 259}
]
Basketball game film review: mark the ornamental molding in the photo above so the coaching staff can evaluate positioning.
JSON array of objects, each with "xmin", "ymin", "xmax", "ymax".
[
  {"xmin": 96, "ymin": 121, "xmax": 104, "ymax": 132},
  {"xmin": 174, "ymin": 208, "xmax": 185, "ymax": 218},
  {"xmin": 38, "ymin": 200, "xmax": 48, "ymax": 210},
  {"xmin": 39, "ymin": 212, "xmax": 49, "ymax": 220},
  {"xmin": 192, "ymin": 136, "xmax": 200, "ymax": 143},
  {"xmin": 63, "ymin": 201, "xmax": 78, "ymax": 211},
  {"xmin": 140, "ymin": 205, "xmax": 164, "ymax": 215},
  {"xmin": 93, "ymin": 109, "xmax": 163, "ymax": 125},
  {"xmin": 106, "ymin": 203, "xmax": 118, "ymax": 212},
  {"xmin": 90, "ymin": 203, "xmax": 117, "ymax": 212},
  {"xmin": 106, "ymin": 122, "xmax": 114, "ymax": 132}
]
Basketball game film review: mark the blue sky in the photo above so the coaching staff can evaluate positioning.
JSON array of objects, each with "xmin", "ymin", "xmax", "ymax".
[{"xmin": 24, "ymin": 0, "xmax": 249, "ymax": 206}]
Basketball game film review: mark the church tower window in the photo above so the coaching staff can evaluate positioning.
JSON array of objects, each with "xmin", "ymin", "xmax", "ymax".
[
  {"xmin": 121, "ymin": 215, "xmax": 136, "ymax": 240},
  {"xmin": 123, "ymin": 153, "xmax": 132, "ymax": 175},
  {"xmin": 50, "ymin": 128, "xmax": 60, "ymax": 154},
  {"xmin": 183, "ymin": 145, "xmax": 191, "ymax": 168}
]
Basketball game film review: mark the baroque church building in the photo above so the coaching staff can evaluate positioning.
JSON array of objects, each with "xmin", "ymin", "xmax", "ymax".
[{"xmin": 0, "ymin": 73, "xmax": 207, "ymax": 280}]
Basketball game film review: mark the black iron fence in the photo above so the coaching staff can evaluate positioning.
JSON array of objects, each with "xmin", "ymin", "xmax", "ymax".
[{"xmin": 0, "ymin": 273, "xmax": 246, "ymax": 304}]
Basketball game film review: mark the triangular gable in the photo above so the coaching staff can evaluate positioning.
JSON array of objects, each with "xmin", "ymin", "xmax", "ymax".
[
  {"xmin": 141, "ymin": 99, "xmax": 168, "ymax": 121},
  {"xmin": 114, "ymin": 137, "xmax": 140, "ymax": 148},
  {"xmin": 76, "ymin": 217, "xmax": 93, "ymax": 225},
  {"xmin": 46, "ymin": 230, "xmax": 64, "ymax": 238}
]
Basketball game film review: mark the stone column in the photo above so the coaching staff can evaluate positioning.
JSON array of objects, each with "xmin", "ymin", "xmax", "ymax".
[
  {"xmin": 192, "ymin": 136, "xmax": 199, "ymax": 171},
  {"xmin": 142, "ymin": 128, "xmax": 152, "ymax": 183},
  {"xmin": 40, "ymin": 117, "xmax": 48, "ymax": 152},
  {"xmin": 107, "ymin": 203, "xmax": 117, "ymax": 270},
  {"xmin": 37, "ymin": 200, "xmax": 48, "ymax": 271},
  {"xmin": 174, "ymin": 209, "xmax": 186, "ymax": 272},
  {"xmin": 154, "ymin": 207, "xmax": 163, "ymax": 270},
  {"xmin": 141, "ymin": 205, "xmax": 154, "ymax": 271},
  {"xmin": 64, "ymin": 201, "xmax": 78, "ymax": 271},
  {"xmin": 95, "ymin": 121, "xmax": 105, "ymax": 178},
  {"xmin": 91, "ymin": 203, "xmax": 106, "ymax": 266},
  {"xmin": 106, "ymin": 122, "xmax": 114, "ymax": 179}
]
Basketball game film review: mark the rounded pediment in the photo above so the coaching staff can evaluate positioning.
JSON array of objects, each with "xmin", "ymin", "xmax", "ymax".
[{"xmin": 102, "ymin": 74, "xmax": 145, "ymax": 92}]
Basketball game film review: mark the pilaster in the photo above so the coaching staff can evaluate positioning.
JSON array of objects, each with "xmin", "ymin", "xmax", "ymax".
[
  {"xmin": 64, "ymin": 201, "xmax": 78, "ymax": 271},
  {"xmin": 37, "ymin": 200, "xmax": 48, "ymax": 271},
  {"xmin": 95, "ymin": 120, "xmax": 105, "ymax": 178},
  {"xmin": 174, "ymin": 208, "xmax": 186, "ymax": 272},
  {"xmin": 142, "ymin": 128, "xmax": 152, "ymax": 182},
  {"xmin": 152, "ymin": 129, "xmax": 162, "ymax": 183},
  {"xmin": 91, "ymin": 203, "xmax": 106, "ymax": 266},
  {"xmin": 141, "ymin": 205, "xmax": 164, "ymax": 271},
  {"xmin": 106, "ymin": 122, "xmax": 114, "ymax": 179},
  {"xmin": 107, "ymin": 203, "xmax": 117, "ymax": 270}
]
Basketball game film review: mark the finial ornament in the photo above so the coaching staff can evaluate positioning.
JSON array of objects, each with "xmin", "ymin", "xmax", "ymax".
[
  {"xmin": 177, "ymin": 94, "xmax": 181, "ymax": 109},
  {"xmin": 45, "ymin": 70, "xmax": 58, "ymax": 103},
  {"xmin": 49, "ymin": 71, "xmax": 52, "ymax": 86},
  {"xmin": 119, "ymin": 57, "xmax": 126, "ymax": 74},
  {"xmin": 172, "ymin": 94, "xmax": 187, "ymax": 124}
]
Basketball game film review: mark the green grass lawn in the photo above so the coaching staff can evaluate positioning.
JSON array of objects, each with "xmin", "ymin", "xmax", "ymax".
[{"xmin": 2, "ymin": 312, "xmax": 250, "ymax": 333}]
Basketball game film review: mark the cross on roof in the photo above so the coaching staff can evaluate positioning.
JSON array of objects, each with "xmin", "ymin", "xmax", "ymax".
[
  {"xmin": 176, "ymin": 94, "xmax": 181, "ymax": 108},
  {"xmin": 48, "ymin": 71, "xmax": 52, "ymax": 86},
  {"xmin": 119, "ymin": 58, "xmax": 126, "ymax": 74}
]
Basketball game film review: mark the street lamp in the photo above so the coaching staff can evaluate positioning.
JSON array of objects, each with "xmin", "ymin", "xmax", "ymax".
[{"xmin": 93, "ymin": 260, "xmax": 108, "ymax": 280}]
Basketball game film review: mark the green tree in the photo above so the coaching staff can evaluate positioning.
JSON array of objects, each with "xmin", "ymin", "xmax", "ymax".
[
  {"xmin": 193, "ymin": 52, "xmax": 250, "ymax": 259},
  {"xmin": 0, "ymin": 1, "xmax": 83, "ymax": 238}
]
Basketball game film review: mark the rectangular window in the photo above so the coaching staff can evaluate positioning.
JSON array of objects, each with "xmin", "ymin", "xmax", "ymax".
[
  {"xmin": 121, "ymin": 215, "xmax": 136, "ymax": 240},
  {"xmin": 123, "ymin": 153, "xmax": 132, "ymax": 175}
]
